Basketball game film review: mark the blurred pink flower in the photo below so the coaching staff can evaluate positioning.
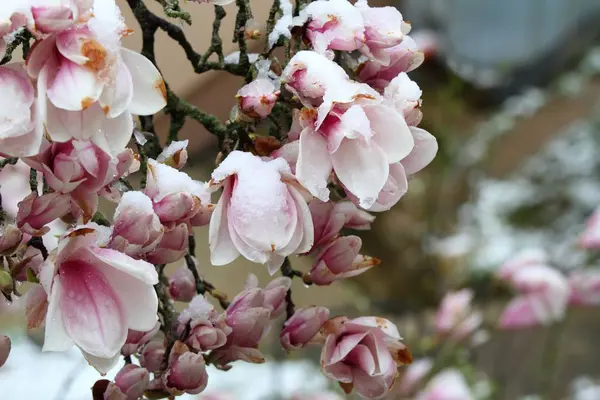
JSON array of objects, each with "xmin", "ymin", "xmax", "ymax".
[{"xmin": 415, "ymin": 369, "xmax": 473, "ymax": 400}]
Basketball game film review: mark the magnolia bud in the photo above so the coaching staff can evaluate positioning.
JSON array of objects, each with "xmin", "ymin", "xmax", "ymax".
[
  {"xmin": 0, "ymin": 335, "xmax": 10, "ymax": 368},
  {"xmin": 281, "ymin": 306, "xmax": 330, "ymax": 350},
  {"xmin": 263, "ymin": 277, "xmax": 291, "ymax": 319},
  {"xmin": 114, "ymin": 364, "xmax": 150, "ymax": 400},
  {"xmin": 140, "ymin": 340, "xmax": 166, "ymax": 373},
  {"xmin": 163, "ymin": 341, "xmax": 208, "ymax": 395},
  {"xmin": 168, "ymin": 266, "xmax": 196, "ymax": 302},
  {"xmin": 236, "ymin": 79, "xmax": 280, "ymax": 119},
  {"xmin": 16, "ymin": 192, "xmax": 71, "ymax": 236},
  {"xmin": 0, "ymin": 223, "xmax": 22, "ymax": 256},
  {"xmin": 310, "ymin": 236, "xmax": 380, "ymax": 285},
  {"xmin": 157, "ymin": 140, "xmax": 189, "ymax": 169},
  {"xmin": 145, "ymin": 223, "xmax": 189, "ymax": 265}
]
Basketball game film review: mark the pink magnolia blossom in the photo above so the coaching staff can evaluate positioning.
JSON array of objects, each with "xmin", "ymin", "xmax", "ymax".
[
  {"xmin": 415, "ymin": 369, "xmax": 473, "ymax": 400},
  {"xmin": 435, "ymin": 289, "xmax": 482, "ymax": 341},
  {"xmin": 121, "ymin": 323, "xmax": 160, "ymax": 357},
  {"xmin": 318, "ymin": 316, "xmax": 412, "ymax": 399},
  {"xmin": 357, "ymin": 36, "xmax": 424, "ymax": 90},
  {"xmin": 0, "ymin": 335, "xmax": 10, "ymax": 368},
  {"xmin": 310, "ymin": 236, "xmax": 380, "ymax": 285},
  {"xmin": 16, "ymin": 192, "xmax": 71, "ymax": 236},
  {"xmin": 169, "ymin": 265, "xmax": 196, "ymax": 302},
  {"xmin": 309, "ymin": 200, "xmax": 374, "ymax": 249},
  {"xmin": 285, "ymin": 55, "xmax": 414, "ymax": 206},
  {"xmin": 24, "ymin": 139, "xmax": 136, "ymax": 221},
  {"xmin": 397, "ymin": 358, "xmax": 433, "ymax": 395},
  {"xmin": 26, "ymin": 0, "xmax": 166, "ymax": 155},
  {"xmin": 497, "ymin": 250, "xmax": 569, "ymax": 329},
  {"xmin": 283, "ymin": 51, "xmax": 350, "ymax": 108},
  {"xmin": 236, "ymin": 78, "xmax": 280, "ymax": 119},
  {"xmin": 209, "ymin": 151, "xmax": 314, "ymax": 273},
  {"xmin": 145, "ymin": 159, "xmax": 212, "ymax": 227},
  {"xmin": 39, "ymin": 226, "xmax": 159, "ymax": 373},
  {"xmin": 140, "ymin": 340, "xmax": 166, "ymax": 373},
  {"xmin": 384, "ymin": 72, "xmax": 423, "ymax": 127},
  {"xmin": 354, "ymin": 0, "xmax": 408, "ymax": 64},
  {"xmin": 177, "ymin": 294, "xmax": 231, "ymax": 352},
  {"xmin": 280, "ymin": 306, "xmax": 330, "ymax": 350},
  {"xmin": 569, "ymin": 268, "xmax": 600, "ymax": 306},
  {"xmin": 114, "ymin": 364, "xmax": 150, "ymax": 400},
  {"xmin": 145, "ymin": 222, "xmax": 189, "ymax": 265},
  {"xmin": 29, "ymin": 0, "xmax": 93, "ymax": 34},
  {"xmin": 580, "ymin": 208, "xmax": 600, "ymax": 249},
  {"xmin": 163, "ymin": 341, "xmax": 208, "ymax": 395},
  {"xmin": 303, "ymin": 0, "xmax": 365, "ymax": 57},
  {"xmin": 156, "ymin": 139, "xmax": 189, "ymax": 169},
  {"xmin": 0, "ymin": 223, "xmax": 23, "ymax": 255},
  {"xmin": 345, "ymin": 163, "xmax": 408, "ymax": 212},
  {"xmin": 108, "ymin": 191, "xmax": 164, "ymax": 258},
  {"xmin": 0, "ymin": 64, "xmax": 44, "ymax": 157},
  {"xmin": 253, "ymin": 275, "xmax": 292, "ymax": 318}
]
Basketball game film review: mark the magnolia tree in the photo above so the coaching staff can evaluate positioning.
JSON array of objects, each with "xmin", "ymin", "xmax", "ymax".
[{"xmin": 0, "ymin": 0, "xmax": 439, "ymax": 398}]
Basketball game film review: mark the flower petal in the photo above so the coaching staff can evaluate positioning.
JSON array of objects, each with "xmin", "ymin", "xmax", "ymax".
[
  {"xmin": 121, "ymin": 48, "xmax": 166, "ymax": 115},
  {"xmin": 365, "ymin": 104, "xmax": 414, "ymax": 164},
  {"xmin": 42, "ymin": 279, "xmax": 74, "ymax": 352},
  {"xmin": 331, "ymin": 139, "xmax": 388, "ymax": 209},
  {"xmin": 82, "ymin": 350, "xmax": 121, "ymax": 375},
  {"xmin": 209, "ymin": 179, "xmax": 241, "ymax": 266},
  {"xmin": 95, "ymin": 259, "xmax": 159, "ymax": 332},
  {"xmin": 59, "ymin": 262, "xmax": 127, "ymax": 358},
  {"xmin": 99, "ymin": 59, "xmax": 134, "ymax": 118},
  {"xmin": 401, "ymin": 127, "xmax": 438, "ymax": 175},
  {"xmin": 88, "ymin": 247, "xmax": 158, "ymax": 285},
  {"xmin": 296, "ymin": 128, "xmax": 332, "ymax": 202},
  {"xmin": 47, "ymin": 58, "xmax": 103, "ymax": 111}
]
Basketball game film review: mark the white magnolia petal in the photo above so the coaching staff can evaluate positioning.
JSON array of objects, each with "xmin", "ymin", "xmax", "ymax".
[
  {"xmin": 401, "ymin": 127, "xmax": 438, "ymax": 175},
  {"xmin": 88, "ymin": 247, "xmax": 158, "ymax": 285},
  {"xmin": 121, "ymin": 48, "xmax": 166, "ymax": 115},
  {"xmin": 296, "ymin": 128, "xmax": 332, "ymax": 202},
  {"xmin": 209, "ymin": 180, "xmax": 240, "ymax": 266},
  {"xmin": 81, "ymin": 351, "xmax": 120, "ymax": 375},
  {"xmin": 331, "ymin": 139, "xmax": 389, "ymax": 209},
  {"xmin": 42, "ymin": 279, "xmax": 74, "ymax": 352},
  {"xmin": 99, "ymin": 60, "xmax": 134, "ymax": 118},
  {"xmin": 366, "ymin": 104, "xmax": 414, "ymax": 164}
]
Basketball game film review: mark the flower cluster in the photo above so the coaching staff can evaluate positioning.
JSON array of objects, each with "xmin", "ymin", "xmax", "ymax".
[{"xmin": 0, "ymin": 0, "xmax": 439, "ymax": 398}]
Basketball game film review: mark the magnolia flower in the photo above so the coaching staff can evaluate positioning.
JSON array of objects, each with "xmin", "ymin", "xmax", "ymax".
[
  {"xmin": 121, "ymin": 323, "xmax": 160, "ymax": 357},
  {"xmin": 354, "ymin": 0, "xmax": 408, "ymax": 64},
  {"xmin": 114, "ymin": 364, "xmax": 150, "ymax": 400},
  {"xmin": 209, "ymin": 151, "xmax": 314, "ymax": 273},
  {"xmin": 236, "ymin": 78, "xmax": 280, "ymax": 119},
  {"xmin": 39, "ymin": 226, "xmax": 159, "ymax": 373},
  {"xmin": 303, "ymin": 0, "xmax": 365, "ymax": 57},
  {"xmin": 285, "ymin": 53, "xmax": 415, "ymax": 206},
  {"xmin": 29, "ymin": 0, "xmax": 93, "ymax": 34},
  {"xmin": 497, "ymin": 250, "xmax": 569, "ymax": 329},
  {"xmin": 280, "ymin": 306, "xmax": 330, "ymax": 350},
  {"xmin": 145, "ymin": 222, "xmax": 189, "ymax": 265},
  {"xmin": 145, "ymin": 159, "xmax": 212, "ymax": 227},
  {"xmin": 435, "ymin": 289, "xmax": 482, "ymax": 341},
  {"xmin": 169, "ymin": 265, "xmax": 197, "ymax": 303},
  {"xmin": 357, "ymin": 36, "xmax": 424, "ymax": 90},
  {"xmin": 163, "ymin": 341, "xmax": 209, "ymax": 395},
  {"xmin": 318, "ymin": 316, "xmax": 412, "ymax": 399},
  {"xmin": 177, "ymin": 295, "xmax": 231, "ymax": 352},
  {"xmin": 282, "ymin": 50, "xmax": 350, "ymax": 108},
  {"xmin": 0, "ymin": 65, "xmax": 44, "ymax": 157},
  {"xmin": 345, "ymin": 163, "xmax": 407, "ymax": 212},
  {"xmin": 157, "ymin": 140, "xmax": 189, "ymax": 169},
  {"xmin": 140, "ymin": 340, "xmax": 166, "ymax": 373},
  {"xmin": 0, "ymin": 159, "xmax": 31, "ymax": 219},
  {"xmin": 309, "ymin": 199, "xmax": 375, "ymax": 249},
  {"xmin": 384, "ymin": 72, "xmax": 423, "ymax": 127},
  {"xmin": 415, "ymin": 369, "xmax": 473, "ymax": 400},
  {"xmin": 108, "ymin": 191, "xmax": 164, "ymax": 258},
  {"xmin": 24, "ymin": 139, "xmax": 136, "ymax": 221},
  {"xmin": 569, "ymin": 269, "xmax": 600, "ymax": 306},
  {"xmin": 27, "ymin": 0, "xmax": 166, "ymax": 155},
  {"xmin": 310, "ymin": 236, "xmax": 380, "ymax": 285},
  {"xmin": 16, "ymin": 192, "xmax": 71, "ymax": 236}
]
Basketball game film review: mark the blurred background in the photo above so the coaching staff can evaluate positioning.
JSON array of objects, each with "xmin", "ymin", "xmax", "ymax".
[{"xmin": 4, "ymin": 0, "xmax": 600, "ymax": 399}]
